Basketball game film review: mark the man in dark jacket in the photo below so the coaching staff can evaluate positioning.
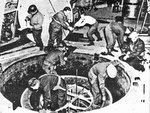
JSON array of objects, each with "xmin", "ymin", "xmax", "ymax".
[
  {"xmin": 120, "ymin": 32, "xmax": 145, "ymax": 71},
  {"xmin": 28, "ymin": 74, "xmax": 67, "ymax": 113},
  {"xmin": 48, "ymin": 7, "xmax": 74, "ymax": 50},
  {"xmin": 21, "ymin": 4, "xmax": 44, "ymax": 50}
]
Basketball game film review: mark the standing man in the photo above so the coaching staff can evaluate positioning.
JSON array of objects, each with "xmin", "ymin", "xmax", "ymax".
[
  {"xmin": 48, "ymin": 7, "xmax": 74, "ymax": 50},
  {"xmin": 28, "ymin": 74, "xmax": 67, "ymax": 113},
  {"xmin": 88, "ymin": 60, "xmax": 125, "ymax": 108},
  {"xmin": 21, "ymin": 4, "xmax": 44, "ymax": 50},
  {"xmin": 74, "ymin": 12, "xmax": 102, "ymax": 46}
]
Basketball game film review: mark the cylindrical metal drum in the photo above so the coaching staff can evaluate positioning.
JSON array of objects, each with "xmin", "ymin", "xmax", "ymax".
[
  {"xmin": 122, "ymin": 0, "xmax": 142, "ymax": 18},
  {"xmin": 123, "ymin": 4, "xmax": 139, "ymax": 18}
]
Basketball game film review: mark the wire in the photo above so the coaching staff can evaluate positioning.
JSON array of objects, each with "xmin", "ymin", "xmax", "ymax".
[{"xmin": 48, "ymin": 0, "xmax": 56, "ymax": 12}]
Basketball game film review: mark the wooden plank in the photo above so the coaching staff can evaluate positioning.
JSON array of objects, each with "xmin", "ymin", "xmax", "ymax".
[
  {"xmin": 0, "ymin": 47, "xmax": 45, "ymax": 71},
  {"xmin": 0, "ymin": 42, "xmax": 35, "ymax": 55}
]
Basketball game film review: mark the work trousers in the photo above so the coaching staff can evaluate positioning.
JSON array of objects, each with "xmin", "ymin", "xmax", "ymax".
[
  {"xmin": 51, "ymin": 78, "xmax": 67, "ymax": 113},
  {"xmin": 21, "ymin": 28, "xmax": 43, "ymax": 49},
  {"xmin": 87, "ymin": 21, "xmax": 100, "ymax": 42},
  {"xmin": 88, "ymin": 70, "xmax": 102, "ymax": 105},
  {"xmin": 104, "ymin": 23, "xmax": 125, "ymax": 53},
  {"xmin": 32, "ymin": 28, "xmax": 43, "ymax": 49},
  {"xmin": 48, "ymin": 22, "xmax": 66, "ymax": 48}
]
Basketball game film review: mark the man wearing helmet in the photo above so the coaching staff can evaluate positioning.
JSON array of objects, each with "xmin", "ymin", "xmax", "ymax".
[
  {"xmin": 88, "ymin": 60, "xmax": 125, "ymax": 109},
  {"xmin": 28, "ymin": 73, "xmax": 67, "ymax": 113},
  {"xmin": 21, "ymin": 4, "xmax": 44, "ymax": 50},
  {"xmin": 47, "ymin": 7, "xmax": 74, "ymax": 50}
]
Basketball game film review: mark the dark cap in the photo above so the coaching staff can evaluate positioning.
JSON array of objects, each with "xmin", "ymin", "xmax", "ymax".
[
  {"xmin": 28, "ymin": 4, "xmax": 38, "ymax": 14},
  {"xmin": 63, "ymin": 6, "xmax": 71, "ymax": 11}
]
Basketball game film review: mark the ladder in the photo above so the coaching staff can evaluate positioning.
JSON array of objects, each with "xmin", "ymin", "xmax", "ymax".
[{"xmin": 136, "ymin": 0, "xmax": 150, "ymax": 32}]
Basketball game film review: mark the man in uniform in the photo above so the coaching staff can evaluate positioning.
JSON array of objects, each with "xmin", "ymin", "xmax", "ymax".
[
  {"xmin": 74, "ymin": 12, "xmax": 102, "ymax": 46},
  {"xmin": 28, "ymin": 73, "xmax": 67, "ymax": 113},
  {"xmin": 21, "ymin": 4, "xmax": 44, "ymax": 50},
  {"xmin": 120, "ymin": 32, "xmax": 145, "ymax": 71},
  {"xmin": 48, "ymin": 7, "xmax": 74, "ymax": 50},
  {"xmin": 101, "ymin": 21, "xmax": 126, "ymax": 56},
  {"xmin": 42, "ymin": 47, "xmax": 68, "ymax": 74},
  {"xmin": 88, "ymin": 60, "xmax": 125, "ymax": 108}
]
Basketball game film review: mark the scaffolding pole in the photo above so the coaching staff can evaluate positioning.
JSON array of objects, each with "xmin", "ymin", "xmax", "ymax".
[
  {"xmin": 140, "ymin": 0, "xmax": 150, "ymax": 32},
  {"xmin": 0, "ymin": 0, "xmax": 7, "ymax": 41},
  {"xmin": 135, "ymin": 0, "xmax": 145, "ymax": 31}
]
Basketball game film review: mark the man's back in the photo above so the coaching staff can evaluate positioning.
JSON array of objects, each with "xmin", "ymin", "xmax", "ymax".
[
  {"xmin": 52, "ymin": 10, "xmax": 69, "ymax": 30},
  {"xmin": 91, "ymin": 62, "xmax": 110, "ymax": 76},
  {"xmin": 39, "ymin": 74, "xmax": 58, "ymax": 90},
  {"xmin": 110, "ymin": 22, "xmax": 124, "ymax": 34}
]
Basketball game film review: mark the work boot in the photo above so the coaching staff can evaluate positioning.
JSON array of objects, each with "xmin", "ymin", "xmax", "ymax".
[
  {"xmin": 111, "ymin": 48, "xmax": 118, "ymax": 52},
  {"xmin": 39, "ymin": 46, "xmax": 43, "ymax": 51},
  {"xmin": 101, "ymin": 52, "xmax": 114, "ymax": 57},
  {"xmin": 84, "ymin": 41, "xmax": 94, "ymax": 46},
  {"xmin": 97, "ymin": 36, "xmax": 102, "ymax": 41},
  {"xmin": 101, "ymin": 51, "xmax": 114, "ymax": 57},
  {"xmin": 91, "ymin": 104, "xmax": 101, "ymax": 110},
  {"xmin": 101, "ymin": 48, "xmax": 114, "ymax": 56},
  {"xmin": 107, "ymin": 52, "xmax": 115, "ymax": 56}
]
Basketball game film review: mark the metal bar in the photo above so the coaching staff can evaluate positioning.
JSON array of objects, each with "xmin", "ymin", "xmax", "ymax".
[
  {"xmin": 141, "ymin": 12, "xmax": 148, "ymax": 32},
  {"xmin": 48, "ymin": 0, "xmax": 56, "ymax": 12},
  {"xmin": 143, "ymin": 84, "xmax": 145, "ymax": 94},
  {"xmin": 136, "ymin": 0, "xmax": 145, "ymax": 31},
  {"xmin": 75, "ymin": 68, "xmax": 78, "ymax": 95}
]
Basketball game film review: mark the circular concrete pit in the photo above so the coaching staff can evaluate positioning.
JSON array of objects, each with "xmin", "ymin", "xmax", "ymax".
[{"xmin": 0, "ymin": 52, "xmax": 131, "ymax": 112}]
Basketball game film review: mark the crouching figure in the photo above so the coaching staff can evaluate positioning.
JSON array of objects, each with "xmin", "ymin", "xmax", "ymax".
[
  {"xmin": 119, "ymin": 32, "xmax": 145, "ymax": 72},
  {"xmin": 28, "ymin": 73, "xmax": 67, "ymax": 113}
]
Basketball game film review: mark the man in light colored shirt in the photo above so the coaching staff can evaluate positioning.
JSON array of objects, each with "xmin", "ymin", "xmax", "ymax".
[
  {"xmin": 21, "ymin": 4, "xmax": 44, "ymax": 50},
  {"xmin": 74, "ymin": 13, "xmax": 102, "ymax": 46}
]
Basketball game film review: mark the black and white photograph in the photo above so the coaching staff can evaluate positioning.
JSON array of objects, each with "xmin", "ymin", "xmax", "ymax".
[{"xmin": 0, "ymin": 0, "xmax": 150, "ymax": 113}]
